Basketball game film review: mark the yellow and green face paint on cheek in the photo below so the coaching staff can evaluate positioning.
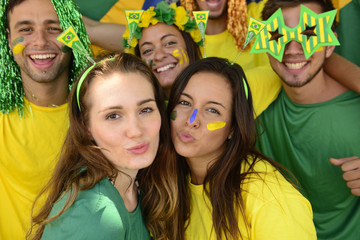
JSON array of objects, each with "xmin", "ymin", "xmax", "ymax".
[
  {"xmin": 11, "ymin": 37, "xmax": 25, "ymax": 55},
  {"xmin": 172, "ymin": 48, "xmax": 189, "ymax": 66},
  {"xmin": 250, "ymin": 5, "xmax": 339, "ymax": 62}
]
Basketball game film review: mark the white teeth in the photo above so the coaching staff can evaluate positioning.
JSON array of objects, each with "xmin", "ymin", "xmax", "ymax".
[
  {"xmin": 156, "ymin": 64, "xmax": 175, "ymax": 73},
  {"xmin": 30, "ymin": 54, "xmax": 56, "ymax": 60},
  {"xmin": 285, "ymin": 62, "xmax": 307, "ymax": 69}
]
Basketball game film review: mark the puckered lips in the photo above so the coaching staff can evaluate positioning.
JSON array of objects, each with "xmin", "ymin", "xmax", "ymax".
[
  {"xmin": 126, "ymin": 142, "xmax": 150, "ymax": 155},
  {"xmin": 28, "ymin": 53, "xmax": 57, "ymax": 70},
  {"xmin": 178, "ymin": 131, "xmax": 196, "ymax": 143},
  {"xmin": 204, "ymin": 0, "xmax": 222, "ymax": 10}
]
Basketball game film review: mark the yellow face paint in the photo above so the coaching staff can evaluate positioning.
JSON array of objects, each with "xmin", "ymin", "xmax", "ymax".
[
  {"xmin": 13, "ymin": 43, "xmax": 26, "ymax": 55},
  {"xmin": 172, "ymin": 47, "xmax": 189, "ymax": 66},
  {"xmin": 207, "ymin": 121, "xmax": 226, "ymax": 131}
]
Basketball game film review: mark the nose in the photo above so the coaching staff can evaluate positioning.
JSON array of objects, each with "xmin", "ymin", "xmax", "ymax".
[
  {"xmin": 284, "ymin": 40, "xmax": 303, "ymax": 56},
  {"xmin": 33, "ymin": 30, "xmax": 48, "ymax": 47},
  {"xmin": 126, "ymin": 117, "xmax": 143, "ymax": 138},
  {"xmin": 185, "ymin": 109, "xmax": 200, "ymax": 128},
  {"xmin": 153, "ymin": 47, "xmax": 167, "ymax": 61}
]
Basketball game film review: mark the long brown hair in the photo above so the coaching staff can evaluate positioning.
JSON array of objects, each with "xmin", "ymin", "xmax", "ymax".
[
  {"xmin": 28, "ymin": 53, "xmax": 177, "ymax": 239},
  {"xmin": 167, "ymin": 57, "xmax": 280, "ymax": 239}
]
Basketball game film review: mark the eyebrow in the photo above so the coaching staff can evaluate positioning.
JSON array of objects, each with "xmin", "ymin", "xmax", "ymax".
[
  {"xmin": 14, "ymin": 19, "xmax": 60, "ymax": 29},
  {"xmin": 181, "ymin": 93, "xmax": 226, "ymax": 109},
  {"xmin": 139, "ymin": 33, "xmax": 176, "ymax": 48},
  {"xmin": 98, "ymin": 98, "xmax": 156, "ymax": 113}
]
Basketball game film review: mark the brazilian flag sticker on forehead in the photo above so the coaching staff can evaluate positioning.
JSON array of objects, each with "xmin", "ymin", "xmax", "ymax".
[{"xmin": 250, "ymin": 5, "xmax": 340, "ymax": 62}]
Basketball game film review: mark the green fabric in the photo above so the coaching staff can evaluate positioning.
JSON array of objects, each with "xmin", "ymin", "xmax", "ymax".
[
  {"xmin": 74, "ymin": 0, "xmax": 118, "ymax": 21},
  {"xmin": 256, "ymin": 89, "xmax": 360, "ymax": 240},
  {"xmin": 334, "ymin": 1, "xmax": 360, "ymax": 66},
  {"xmin": 42, "ymin": 178, "xmax": 150, "ymax": 240}
]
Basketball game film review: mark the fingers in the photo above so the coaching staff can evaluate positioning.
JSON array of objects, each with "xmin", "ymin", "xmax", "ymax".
[{"xmin": 330, "ymin": 156, "xmax": 360, "ymax": 197}]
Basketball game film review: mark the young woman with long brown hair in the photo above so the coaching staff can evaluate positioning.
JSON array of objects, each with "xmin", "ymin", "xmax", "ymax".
[
  {"xmin": 164, "ymin": 57, "xmax": 317, "ymax": 239},
  {"xmin": 28, "ymin": 53, "xmax": 177, "ymax": 239}
]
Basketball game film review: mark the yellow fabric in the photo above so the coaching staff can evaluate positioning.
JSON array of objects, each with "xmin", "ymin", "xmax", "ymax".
[
  {"xmin": 186, "ymin": 160, "xmax": 316, "ymax": 239},
  {"xmin": 0, "ymin": 98, "xmax": 68, "ymax": 240},
  {"xmin": 245, "ymin": 66, "xmax": 281, "ymax": 116},
  {"xmin": 91, "ymin": 0, "xmax": 145, "ymax": 56}
]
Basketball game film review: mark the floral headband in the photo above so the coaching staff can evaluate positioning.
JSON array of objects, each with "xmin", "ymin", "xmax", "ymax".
[{"xmin": 122, "ymin": 1, "xmax": 203, "ymax": 50}]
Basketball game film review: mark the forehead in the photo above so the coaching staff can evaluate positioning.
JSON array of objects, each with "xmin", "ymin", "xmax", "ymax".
[
  {"xmin": 8, "ymin": 0, "xmax": 58, "ymax": 26},
  {"xmin": 139, "ymin": 23, "xmax": 184, "ymax": 44},
  {"xmin": 88, "ymin": 72, "xmax": 155, "ymax": 102},
  {"xmin": 185, "ymin": 71, "xmax": 232, "ymax": 101},
  {"xmin": 282, "ymin": 2, "xmax": 323, "ymax": 28}
]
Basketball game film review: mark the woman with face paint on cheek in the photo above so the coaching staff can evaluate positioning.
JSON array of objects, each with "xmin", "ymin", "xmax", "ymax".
[
  {"xmin": 122, "ymin": 1, "xmax": 202, "ymax": 97},
  {"xmin": 161, "ymin": 57, "xmax": 317, "ymax": 240}
]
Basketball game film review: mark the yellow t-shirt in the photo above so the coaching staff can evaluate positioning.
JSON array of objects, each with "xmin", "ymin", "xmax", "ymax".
[
  {"xmin": 0, "ymin": 98, "xmax": 68, "ymax": 240},
  {"xmin": 185, "ymin": 160, "xmax": 317, "ymax": 239}
]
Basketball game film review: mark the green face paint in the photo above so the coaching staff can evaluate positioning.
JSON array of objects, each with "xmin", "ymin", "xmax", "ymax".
[
  {"xmin": 148, "ymin": 59, "xmax": 155, "ymax": 68},
  {"xmin": 170, "ymin": 110, "xmax": 177, "ymax": 120},
  {"xmin": 61, "ymin": 45, "xmax": 71, "ymax": 53},
  {"xmin": 207, "ymin": 121, "xmax": 226, "ymax": 131},
  {"xmin": 11, "ymin": 37, "xmax": 24, "ymax": 47}
]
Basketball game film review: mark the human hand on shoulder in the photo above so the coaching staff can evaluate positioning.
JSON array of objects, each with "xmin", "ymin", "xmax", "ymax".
[{"xmin": 330, "ymin": 157, "xmax": 360, "ymax": 196}]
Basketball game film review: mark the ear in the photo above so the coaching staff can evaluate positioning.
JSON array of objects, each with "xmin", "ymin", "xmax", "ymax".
[
  {"xmin": 7, "ymin": 28, "xmax": 11, "ymax": 50},
  {"xmin": 325, "ymin": 32, "xmax": 338, "ymax": 58}
]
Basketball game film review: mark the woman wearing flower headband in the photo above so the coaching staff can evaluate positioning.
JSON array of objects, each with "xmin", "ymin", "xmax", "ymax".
[
  {"xmin": 123, "ymin": 1, "xmax": 202, "ymax": 96},
  {"xmin": 153, "ymin": 57, "xmax": 316, "ymax": 239},
  {"xmin": 28, "ymin": 53, "xmax": 177, "ymax": 239}
]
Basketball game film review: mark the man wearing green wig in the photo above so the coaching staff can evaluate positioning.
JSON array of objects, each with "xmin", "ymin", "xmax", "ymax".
[{"xmin": 0, "ymin": 0, "xmax": 91, "ymax": 238}]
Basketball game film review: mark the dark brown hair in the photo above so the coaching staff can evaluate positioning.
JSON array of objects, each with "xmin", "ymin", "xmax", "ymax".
[
  {"xmin": 262, "ymin": 0, "xmax": 337, "ymax": 30},
  {"xmin": 167, "ymin": 57, "xmax": 280, "ymax": 239},
  {"xmin": 28, "ymin": 53, "xmax": 177, "ymax": 239}
]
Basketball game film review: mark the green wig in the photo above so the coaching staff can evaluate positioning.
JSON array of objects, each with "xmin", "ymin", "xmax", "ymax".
[{"xmin": 0, "ymin": 0, "xmax": 92, "ymax": 115}]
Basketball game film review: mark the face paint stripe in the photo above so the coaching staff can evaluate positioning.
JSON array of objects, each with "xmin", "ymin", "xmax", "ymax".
[
  {"xmin": 207, "ymin": 121, "xmax": 226, "ymax": 131},
  {"xmin": 190, "ymin": 109, "xmax": 198, "ymax": 123}
]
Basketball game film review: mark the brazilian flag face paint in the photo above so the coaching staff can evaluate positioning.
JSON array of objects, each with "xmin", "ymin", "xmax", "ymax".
[{"xmin": 251, "ymin": 5, "xmax": 339, "ymax": 62}]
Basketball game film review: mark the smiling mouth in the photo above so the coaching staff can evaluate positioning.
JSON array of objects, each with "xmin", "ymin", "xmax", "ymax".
[
  {"xmin": 284, "ymin": 62, "xmax": 307, "ymax": 70},
  {"xmin": 156, "ymin": 63, "xmax": 176, "ymax": 73},
  {"xmin": 30, "ymin": 54, "xmax": 56, "ymax": 60}
]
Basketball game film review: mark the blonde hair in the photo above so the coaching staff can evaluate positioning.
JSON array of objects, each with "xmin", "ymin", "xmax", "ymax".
[{"xmin": 181, "ymin": 0, "xmax": 248, "ymax": 50}]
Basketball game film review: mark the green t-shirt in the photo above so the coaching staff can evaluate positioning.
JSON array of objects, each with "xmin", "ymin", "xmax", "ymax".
[
  {"xmin": 42, "ymin": 178, "xmax": 150, "ymax": 240},
  {"xmin": 257, "ymin": 89, "xmax": 360, "ymax": 240}
]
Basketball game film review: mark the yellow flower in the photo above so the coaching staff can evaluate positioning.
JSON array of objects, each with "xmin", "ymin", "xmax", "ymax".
[
  {"xmin": 122, "ymin": 28, "xmax": 138, "ymax": 48},
  {"xmin": 138, "ymin": 7, "xmax": 158, "ymax": 28},
  {"xmin": 189, "ymin": 29, "xmax": 202, "ymax": 43},
  {"xmin": 174, "ymin": 6, "xmax": 189, "ymax": 31},
  {"xmin": 169, "ymin": 2, "xmax": 177, "ymax": 10}
]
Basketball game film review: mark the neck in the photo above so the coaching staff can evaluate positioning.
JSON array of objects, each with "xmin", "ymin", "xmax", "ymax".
[
  {"xmin": 21, "ymin": 70, "xmax": 69, "ymax": 107},
  {"xmin": 205, "ymin": 15, "xmax": 227, "ymax": 35},
  {"xmin": 113, "ymin": 170, "xmax": 139, "ymax": 212},
  {"xmin": 187, "ymin": 155, "xmax": 218, "ymax": 185},
  {"xmin": 283, "ymin": 70, "xmax": 349, "ymax": 104}
]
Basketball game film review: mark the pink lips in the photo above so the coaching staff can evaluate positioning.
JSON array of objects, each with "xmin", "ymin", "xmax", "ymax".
[
  {"xmin": 178, "ymin": 132, "xmax": 195, "ymax": 143},
  {"xmin": 127, "ymin": 143, "xmax": 150, "ymax": 155}
]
